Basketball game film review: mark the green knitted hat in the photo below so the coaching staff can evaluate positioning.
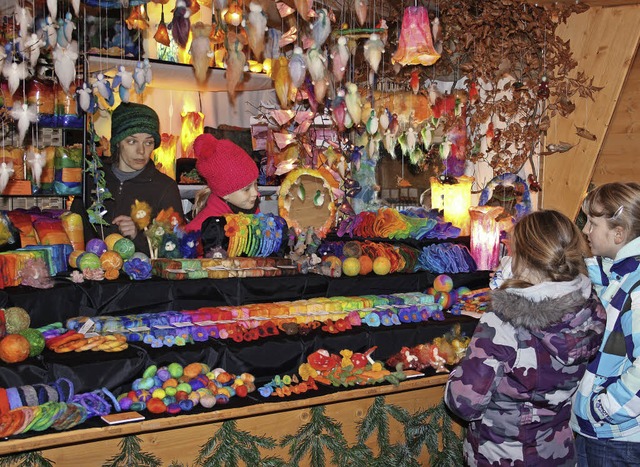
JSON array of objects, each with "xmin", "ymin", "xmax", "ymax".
[{"xmin": 110, "ymin": 103, "xmax": 161, "ymax": 156}]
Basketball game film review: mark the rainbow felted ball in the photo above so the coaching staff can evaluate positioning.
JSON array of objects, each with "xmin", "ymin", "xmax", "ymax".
[
  {"xmin": 433, "ymin": 274, "xmax": 454, "ymax": 293},
  {"xmin": 456, "ymin": 286, "xmax": 472, "ymax": 297},
  {"xmin": 435, "ymin": 291, "xmax": 455, "ymax": 310}
]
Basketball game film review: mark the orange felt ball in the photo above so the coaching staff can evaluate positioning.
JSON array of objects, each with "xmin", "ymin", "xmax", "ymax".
[
  {"xmin": 68, "ymin": 250, "xmax": 84, "ymax": 269},
  {"xmin": 358, "ymin": 255, "xmax": 373, "ymax": 275},
  {"xmin": 100, "ymin": 251, "xmax": 124, "ymax": 271},
  {"xmin": 0, "ymin": 334, "xmax": 31, "ymax": 363}
]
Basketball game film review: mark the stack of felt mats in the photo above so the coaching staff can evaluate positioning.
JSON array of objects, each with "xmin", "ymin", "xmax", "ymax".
[
  {"xmin": 417, "ymin": 243, "xmax": 477, "ymax": 274},
  {"xmin": 336, "ymin": 207, "xmax": 461, "ymax": 241}
]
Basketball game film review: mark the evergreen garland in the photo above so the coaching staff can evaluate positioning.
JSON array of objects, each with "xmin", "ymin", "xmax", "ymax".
[
  {"xmin": 101, "ymin": 435, "xmax": 162, "ymax": 467},
  {"xmin": 280, "ymin": 406, "xmax": 348, "ymax": 467},
  {"xmin": 0, "ymin": 451, "xmax": 54, "ymax": 467},
  {"xmin": 194, "ymin": 419, "xmax": 283, "ymax": 467}
]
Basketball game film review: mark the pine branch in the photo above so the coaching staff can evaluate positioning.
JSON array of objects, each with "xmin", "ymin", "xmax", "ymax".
[
  {"xmin": 101, "ymin": 435, "xmax": 162, "ymax": 467},
  {"xmin": 0, "ymin": 451, "xmax": 54, "ymax": 467}
]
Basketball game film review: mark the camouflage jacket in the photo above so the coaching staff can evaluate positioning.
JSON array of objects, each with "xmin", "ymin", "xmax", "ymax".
[{"xmin": 445, "ymin": 275, "xmax": 605, "ymax": 466}]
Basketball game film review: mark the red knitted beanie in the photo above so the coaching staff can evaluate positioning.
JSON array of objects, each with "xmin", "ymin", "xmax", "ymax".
[{"xmin": 194, "ymin": 133, "xmax": 259, "ymax": 197}]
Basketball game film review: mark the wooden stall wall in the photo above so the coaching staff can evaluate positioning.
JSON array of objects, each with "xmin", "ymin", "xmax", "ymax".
[
  {"xmin": 540, "ymin": 4, "xmax": 640, "ymax": 218},
  {"xmin": 591, "ymin": 48, "xmax": 640, "ymax": 185}
]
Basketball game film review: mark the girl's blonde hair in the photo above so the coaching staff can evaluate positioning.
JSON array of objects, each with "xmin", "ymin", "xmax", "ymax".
[
  {"xmin": 192, "ymin": 186, "xmax": 212, "ymax": 216},
  {"xmin": 502, "ymin": 209, "xmax": 589, "ymax": 288},
  {"xmin": 582, "ymin": 182, "xmax": 640, "ymax": 240}
]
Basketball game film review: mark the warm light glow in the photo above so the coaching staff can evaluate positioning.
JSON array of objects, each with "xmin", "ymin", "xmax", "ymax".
[
  {"xmin": 153, "ymin": 133, "xmax": 178, "ymax": 179},
  {"xmin": 214, "ymin": 47, "xmax": 227, "ymax": 68},
  {"xmin": 391, "ymin": 6, "xmax": 441, "ymax": 67},
  {"xmin": 153, "ymin": 9, "xmax": 171, "ymax": 47},
  {"xmin": 224, "ymin": 2, "xmax": 243, "ymax": 27},
  {"xmin": 469, "ymin": 205, "xmax": 504, "ymax": 271},
  {"xmin": 247, "ymin": 60, "xmax": 263, "ymax": 73},
  {"xmin": 262, "ymin": 57, "xmax": 272, "ymax": 77},
  {"xmin": 178, "ymin": 30, "xmax": 194, "ymax": 63},
  {"xmin": 431, "ymin": 176, "xmax": 474, "ymax": 235},
  {"xmin": 180, "ymin": 111, "xmax": 205, "ymax": 158}
]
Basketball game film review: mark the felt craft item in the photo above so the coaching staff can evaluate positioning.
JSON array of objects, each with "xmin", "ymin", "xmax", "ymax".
[
  {"xmin": 193, "ymin": 133, "xmax": 259, "ymax": 198},
  {"xmin": 110, "ymin": 102, "xmax": 161, "ymax": 156}
]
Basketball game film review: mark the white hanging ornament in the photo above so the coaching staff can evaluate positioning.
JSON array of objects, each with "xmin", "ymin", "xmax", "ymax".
[
  {"xmin": 288, "ymin": 47, "xmax": 306, "ymax": 89},
  {"xmin": 133, "ymin": 61, "xmax": 147, "ymax": 93},
  {"xmin": 247, "ymin": 2, "xmax": 267, "ymax": 60},
  {"xmin": 43, "ymin": 17, "xmax": 58, "ymax": 48},
  {"xmin": 52, "ymin": 41, "xmax": 79, "ymax": 94},
  {"xmin": 26, "ymin": 147, "xmax": 47, "ymax": 188},
  {"xmin": 311, "ymin": 8, "xmax": 331, "ymax": 47},
  {"xmin": 2, "ymin": 62, "xmax": 29, "ymax": 95},
  {"xmin": 76, "ymin": 82, "xmax": 93, "ymax": 113},
  {"xmin": 46, "ymin": 0, "xmax": 57, "ymax": 23},
  {"xmin": 113, "ymin": 65, "xmax": 134, "ymax": 103},
  {"xmin": 363, "ymin": 33, "xmax": 384, "ymax": 73},
  {"xmin": 0, "ymin": 162, "xmax": 15, "ymax": 194},
  {"xmin": 345, "ymin": 82, "xmax": 362, "ymax": 125},
  {"xmin": 10, "ymin": 103, "xmax": 39, "ymax": 147},
  {"xmin": 24, "ymin": 33, "xmax": 46, "ymax": 69},
  {"xmin": 379, "ymin": 109, "xmax": 390, "ymax": 131}
]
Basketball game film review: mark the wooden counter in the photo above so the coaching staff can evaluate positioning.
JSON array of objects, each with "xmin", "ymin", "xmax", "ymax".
[{"xmin": 1, "ymin": 375, "xmax": 460, "ymax": 466}]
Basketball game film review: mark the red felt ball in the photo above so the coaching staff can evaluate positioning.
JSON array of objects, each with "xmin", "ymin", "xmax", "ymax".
[
  {"xmin": 235, "ymin": 385, "xmax": 248, "ymax": 398},
  {"xmin": 147, "ymin": 398, "xmax": 167, "ymax": 414}
]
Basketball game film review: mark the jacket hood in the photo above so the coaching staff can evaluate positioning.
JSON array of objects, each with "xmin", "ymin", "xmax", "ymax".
[{"xmin": 490, "ymin": 274, "xmax": 605, "ymax": 365}]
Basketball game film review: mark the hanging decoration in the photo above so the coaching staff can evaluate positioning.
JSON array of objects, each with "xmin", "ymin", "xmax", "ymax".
[
  {"xmin": 154, "ymin": 6, "xmax": 172, "ymax": 47},
  {"xmin": 391, "ymin": 6, "xmax": 441, "ymax": 67}
]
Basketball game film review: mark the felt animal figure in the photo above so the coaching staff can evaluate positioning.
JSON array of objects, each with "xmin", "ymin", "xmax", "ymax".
[
  {"xmin": 159, "ymin": 233, "xmax": 182, "ymax": 259},
  {"xmin": 179, "ymin": 231, "xmax": 200, "ymax": 258}
]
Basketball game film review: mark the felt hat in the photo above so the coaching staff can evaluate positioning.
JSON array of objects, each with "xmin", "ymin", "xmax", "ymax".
[
  {"xmin": 110, "ymin": 103, "xmax": 161, "ymax": 156},
  {"xmin": 194, "ymin": 133, "xmax": 259, "ymax": 197}
]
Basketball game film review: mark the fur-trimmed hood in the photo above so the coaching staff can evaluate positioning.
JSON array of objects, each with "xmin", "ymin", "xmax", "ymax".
[{"xmin": 490, "ymin": 274, "xmax": 606, "ymax": 366}]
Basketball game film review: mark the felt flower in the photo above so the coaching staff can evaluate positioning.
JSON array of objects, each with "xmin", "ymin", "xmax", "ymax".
[
  {"xmin": 83, "ymin": 268, "xmax": 105, "ymax": 281},
  {"xmin": 340, "ymin": 349, "xmax": 353, "ymax": 368},
  {"xmin": 131, "ymin": 199, "xmax": 152, "ymax": 230},
  {"xmin": 19, "ymin": 258, "xmax": 54, "ymax": 289},
  {"xmin": 298, "ymin": 363, "xmax": 318, "ymax": 381},
  {"xmin": 123, "ymin": 258, "xmax": 152, "ymax": 280}
]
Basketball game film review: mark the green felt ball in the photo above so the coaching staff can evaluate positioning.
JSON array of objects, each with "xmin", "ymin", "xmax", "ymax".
[
  {"xmin": 113, "ymin": 238, "xmax": 136, "ymax": 260},
  {"xmin": 78, "ymin": 252, "xmax": 101, "ymax": 271},
  {"xmin": 168, "ymin": 362, "xmax": 183, "ymax": 379}
]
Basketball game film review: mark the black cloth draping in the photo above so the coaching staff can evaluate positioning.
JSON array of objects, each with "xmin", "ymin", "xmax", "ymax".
[{"xmin": 0, "ymin": 271, "xmax": 489, "ymax": 328}]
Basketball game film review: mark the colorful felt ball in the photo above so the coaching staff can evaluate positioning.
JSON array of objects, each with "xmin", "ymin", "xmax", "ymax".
[
  {"xmin": 176, "ymin": 382, "xmax": 192, "ymax": 394},
  {"xmin": 118, "ymin": 397, "xmax": 133, "ymax": 411},
  {"xmin": 200, "ymin": 394, "xmax": 216, "ymax": 408},
  {"xmin": 156, "ymin": 368, "xmax": 171, "ymax": 382},
  {"xmin": 105, "ymin": 233, "xmax": 124, "ymax": 251},
  {"xmin": 78, "ymin": 252, "xmax": 101, "ymax": 271},
  {"xmin": 456, "ymin": 286, "xmax": 472, "ymax": 297},
  {"xmin": 166, "ymin": 403, "xmax": 181, "ymax": 415},
  {"xmin": 433, "ymin": 274, "xmax": 454, "ymax": 293},
  {"xmin": 147, "ymin": 398, "xmax": 167, "ymax": 414},
  {"xmin": 113, "ymin": 238, "xmax": 135, "ymax": 260},
  {"xmin": 68, "ymin": 250, "xmax": 84, "ymax": 268},
  {"xmin": 86, "ymin": 238, "xmax": 108, "ymax": 256},
  {"xmin": 167, "ymin": 363, "xmax": 183, "ymax": 379},
  {"xmin": 100, "ymin": 251, "xmax": 124, "ymax": 271},
  {"xmin": 152, "ymin": 388, "xmax": 166, "ymax": 400},
  {"xmin": 435, "ymin": 292, "xmax": 454, "ymax": 309},
  {"xmin": 131, "ymin": 252, "xmax": 151, "ymax": 264},
  {"xmin": 175, "ymin": 391, "xmax": 189, "ymax": 401}
]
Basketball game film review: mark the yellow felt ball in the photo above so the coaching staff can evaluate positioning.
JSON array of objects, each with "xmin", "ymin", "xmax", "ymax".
[
  {"xmin": 342, "ymin": 257, "xmax": 361, "ymax": 276},
  {"xmin": 373, "ymin": 257, "xmax": 391, "ymax": 275},
  {"xmin": 105, "ymin": 233, "xmax": 124, "ymax": 251}
]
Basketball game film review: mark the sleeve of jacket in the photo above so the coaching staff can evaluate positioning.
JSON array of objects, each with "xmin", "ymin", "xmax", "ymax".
[
  {"xmin": 445, "ymin": 312, "xmax": 516, "ymax": 421},
  {"xmin": 589, "ymin": 291, "xmax": 640, "ymax": 425}
]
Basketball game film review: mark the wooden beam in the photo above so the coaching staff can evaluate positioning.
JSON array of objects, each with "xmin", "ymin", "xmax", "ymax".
[
  {"xmin": 540, "ymin": 5, "xmax": 640, "ymax": 218},
  {"xmin": 527, "ymin": 0, "xmax": 640, "ymax": 6}
]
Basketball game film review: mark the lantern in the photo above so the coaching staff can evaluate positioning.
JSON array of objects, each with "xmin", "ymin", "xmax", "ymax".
[
  {"xmin": 126, "ymin": 4, "xmax": 150, "ymax": 31},
  {"xmin": 154, "ymin": 6, "xmax": 171, "ymax": 47},
  {"xmin": 153, "ymin": 133, "xmax": 178, "ymax": 179},
  {"xmin": 430, "ymin": 176, "xmax": 474, "ymax": 235},
  {"xmin": 224, "ymin": 2, "xmax": 243, "ymax": 27},
  {"xmin": 180, "ymin": 111, "xmax": 205, "ymax": 158},
  {"xmin": 469, "ymin": 205, "xmax": 504, "ymax": 271},
  {"xmin": 391, "ymin": 6, "xmax": 441, "ymax": 67}
]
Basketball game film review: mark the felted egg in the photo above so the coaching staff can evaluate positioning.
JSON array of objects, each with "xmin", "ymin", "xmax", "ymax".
[
  {"xmin": 105, "ymin": 233, "xmax": 124, "ymax": 251},
  {"xmin": 77, "ymin": 252, "xmax": 101, "ymax": 271},
  {"xmin": 131, "ymin": 252, "xmax": 151, "ymax": 264},
  {"xmin": 456, "ymin": 286, "xmax": 472, "ymax": 297},
  {"xmin": 168, "ymin": 362, "xmax": 183, "ymax": 378},
  {"xmin": 147, "ymin": 398, "xmax": 167, "ymax": 414},
  {"xmin": 113, "ymin": 238, "xmax": 136, "ymax": 260},
  {"xmin": 86, "ymin": 238, "xmax": 108, "ymax": 256},
  {"xmin": 100, "ymin": 251, "xmax": 124, "ymax": 271},
  {"xmin": 200, "ymin": 394, "xmax": 217, "ymax": 408},
  {"xmin": 157, "ymin": 368, "xmax": 171, "ymax": 382},
  {"xmin": 68, "ymin": 250, "xmax": 85, "ymax": 268},
  {"xmin": 433, "ymin": 274, "xmax": 454, "ymax": 293},
  {"xmin": 118, "ymin": 396, "xmax": 133, "ymax": 411}
]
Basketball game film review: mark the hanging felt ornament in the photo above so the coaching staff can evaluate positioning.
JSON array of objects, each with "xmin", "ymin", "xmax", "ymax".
[
  {"xmin": 265, "ymin": 28, "xmax": 281, "ymax": 59},
  {"xmin": 92, "ymin": 73, "xmax": 115, "ymax": 107},
  {"xmin": 10, "ymin": 103, "xmax": 38, "ymax": 147},
  {"xmin": 330, "ymin": 36, "xmax": 349, "ymax": 82},
  {"xmin": 133, "ymin": 61, "xmax": 147, "ymax": 93},
  {"xmin": 311, "ymin": 9, "xmax": 331, "ymax": 48},
  {"xmin": 410, "ymin": 69, "xmax": 421, "ymax": 95},
  {"xmin": 154, "ymin": 6, "xmax": 171, "ymax": 47},
  {"xmin": 190, "ymin": 22, "xmax": 213, "ymax": 83},
  {"xmin": 225, "ymin": 38, "xmax": 245, "ymax": 103},
  {"xmin": 112, "ymin": 65, "xmax": 134, "ymax": 103},
  {"xmin": 52, "ymin": 41, "xmax": 79, "ymax": 94},
  {"xmin": 305, "ymin": 46, "xmax": 327, "ymax": 84},
  {"xmin": 391, "ymin": 6, "xmax": 441, "ymax": 67},
  {"xmin": 24, "ymin": 33, "xmax": 46, "ymax": 69},
  {"xmin": 345, "ymin": 82, "xmax": 362, "ymax": 126},
  {"xmin": 76, "ymin": 82, "xmax": 95, "ymax": 113},
  {"xmin": 43, "ymin": 16, "xmax": 57, "ymax": 48},
  {"xmin": 247, "ymin": 2, "xmax": 267, "ymax": 60},
  {"xmin": 365, "ymin": 110, "xmax": 378, "ymax": 135},
  {"xmin": 272, "ymin": 56, "xmax": 292, "ymax": 109},
  {"xmin": 354, "ymin": 0, "xmax": 369, "ymax": 26},
  {"xmin": 432, "ymin": 16, "xmax": 442, "ymax": 54},
  {"xmin": 288, "ymin": 47, "xmax": 306, "ymax": 89},
  {"xmin": 2, "ymin": 62, "xmax": 29, "ymax": 96},
  {"xmin": 0, "ymin": 162, "xmax": 14, "ymax": 194},
  {"xmin": 363, "ymin": 33, "xmax": 384, "ymax": 73},
  {"xmin": 170, "ymin": 0, "xmax": 192, "ymax": 49},
  {"xmin": 25, "ymin": 147, "xmax": 47, "ymax": 187}
]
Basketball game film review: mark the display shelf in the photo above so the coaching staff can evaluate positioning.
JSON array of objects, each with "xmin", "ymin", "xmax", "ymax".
[
  {"xmin": 178, "ymin": 184, "xmax": 279, "ymax": 199},
  {"xmin": 86, "ymin": 55, "xmax": 274, "ymax": 93}
]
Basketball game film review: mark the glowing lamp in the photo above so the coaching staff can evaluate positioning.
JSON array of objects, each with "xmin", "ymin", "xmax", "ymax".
[
  {"xmin": 248, "ymin": 60, "xmax": 263, "ymax": 73},
  {"xmin": 153, "ymin": 133, "xmax": 178, "ymax": 179},
  {"xmin": 224, "ymin": 2, "xmax": 243, "ymax": 27},
  {"xmin": 431, "ymin": 176, "xmax": 474, "ymax": 236},
  {"xmin": 262, "ymin": 57, "xmax": 272, "ymax": 76},
  {"xmin": 469, "ymin": 205, "xmax": 504, "ymax": 271},
  {"xmin": 180, "ymin": 111, "xmax": 205, "ymax": 158},
  {"xmin": 154, "ymin": 7, "xmax": 171, "ymax": 47},
  {"xmin": 214, "ymin": 47, "xmax": 227, "ymax": 68},
  {"xmin": 126, "ymin": 5, "xmax": 150, "ymax": 31},
  {"xmin": 391, "ymin": 6, "xmax": 441, "ymax": 67}
]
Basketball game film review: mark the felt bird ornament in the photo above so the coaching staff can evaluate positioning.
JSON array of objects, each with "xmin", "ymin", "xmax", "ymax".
[
  {"xmin": 225, "ymin": 39, "xmax": 246, "ymax": 103},
  {"xmin": 383, "ymin": 129, "xmax": 397, "ymax": 155},
  {"xmin": 76, "ymin": 82, "xmax": 95, "ymax": 113},
  {"xmin": 288, "ymin": 46, "xmax": 307, "ymax": 89},
  {"xmin": 330, "ymin": 36, "xmax": 350, "ymax": 82},
  {"xmin": 354, "ymin": 0, "xmax": 369, "ymax": 26},
  {"xmin": 399, "ymin": 127, "xmax": 417, "ymax": 157},
  {"xmin": 93, "ymin": 73, "xmax": 115, "ymax": 107},
  {"xmin": 0, "ymin": 162, "xmax": 14, "ymax": 194},
  {"xmin": 305, "ymin": 46, "xmax": 327, "ymax": 84},
  {"xmin": 345, "ymin": 82, "xmax": 362, "ymax": 125},
  {"xmin": 311, "ymin": 9, "xmax": 331, "ymax": 47},
  {"xmin": 272, "ymin": 56, "xmax": 292, "ymax": 109},
  {"xmin": 366, "ymin": 110, "xmax": 379, "ymax": 135},
  {"xmin": 410, "ymin": 69, "xmax": 421, "ymax": 95},
  {"xmin": 3, "ymin": 62, "xmax": 29, "ymax": 95},
  {"xmin": 170, "ymin": 0, "xmax": 191, "ymax": 49},
  {"xmin": 363, "ymin": 33, "xmax": 384, "ymax": 73},
  {"xmin": 11, "ymin": 103, "xmax": 38, "ymax": 146},
  {"xmin": 25, "ymin": 147, "xmax": 46, "ymax": 187},
  {"xmin": 112, "ymin": 65, "xmax": 134, "ymax": 103},
  {"xmin": 331, "ymin": 89, "xmax": 347, "ymax": 132},
  {"xmin": 247, "ymin": 2, "xmax": 267, "ymax": 60},
  {"xmin": 190, "ymin": 22, "xmax": 212, "ymax": 83},
  {"xmin": 421, "ymin": 125, "xmax": 433, "ymax": 149},
  {"xmin": 53, "ymin": 41, "xmax": 79, "ymax": 94}
]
